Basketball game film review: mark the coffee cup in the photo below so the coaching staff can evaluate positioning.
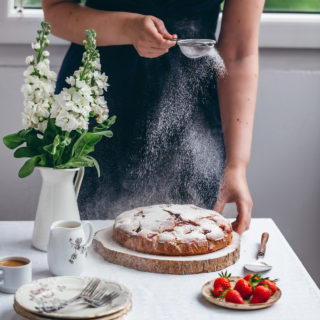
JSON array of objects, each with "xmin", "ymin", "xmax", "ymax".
[{"xmin": 0, "ymin": 256, "xmax": 32, "ymax": 294}]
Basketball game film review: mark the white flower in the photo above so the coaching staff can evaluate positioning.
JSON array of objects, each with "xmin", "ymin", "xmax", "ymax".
[
  {"xmin": 23, "ymin": 66, "xmax": 34, "ymax": 77},
  {"xmin": 93, "ymin": 59, "xmax": 101, "ymax": 70},
  {"xmin": 25, "ymin": 56, "xmax": 34, "ymax": 65},
  {"xmin": 55, "ymin": 110, "xmax": 81, "ymax": 132},
  {"xmin": 21, "ymin": 56, "xmax": 55, "ymax": 132},
  {"xmin": 37, "ymin": 60, "xmax": 50, "ymax": 77},
  {"xmin": 88, "ymin": 66, "xmax": 110, "ymax": 124},
  {"xmin": 75, "ymin": 79, "xmax": 86, "ymax": 89},
  {"xmin": 51, "ymin": 50, "xmax": 110, "ymax": 132},
  {"xmin": 37, "ymin": 120, "xmax": 48, "ymax": 133},
  {"xmin": 43, "ymin": 50, "xmax": 50, "ymax": 57},
  {"xmin": 52, "ymin": 83, "xmax": 92, "ymax": 131},
  {"xmin": 31, "ymin": 42, "xmax": 41, "ymax": 50},
  {"xmin": 66, "ymin": 76, "xmax": 75, "ymax": 86}
]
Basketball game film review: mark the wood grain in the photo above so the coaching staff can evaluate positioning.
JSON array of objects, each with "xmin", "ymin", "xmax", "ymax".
[
  {"xmin": 93, "ymin": 227, "xmax": 240, "ymax": 275},
  {"xmin": 202, "ymin": 276, "xmax": 281, "ymax": 310}
]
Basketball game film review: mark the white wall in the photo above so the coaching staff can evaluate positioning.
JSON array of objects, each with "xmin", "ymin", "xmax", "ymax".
[{"xmin": 0, "ymin": 44, "xmax": 319, "ymax": 287}]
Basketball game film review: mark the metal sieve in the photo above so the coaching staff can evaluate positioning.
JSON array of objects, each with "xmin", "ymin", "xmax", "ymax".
[{"xmin": 173, "ymin": 39, "xmax": 216, "ymax": 59}]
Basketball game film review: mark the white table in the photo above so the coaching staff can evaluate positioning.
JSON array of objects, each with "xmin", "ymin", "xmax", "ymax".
[{"xmin": 0, "ymin": 219, "xmax": 319, "ymax": 320}]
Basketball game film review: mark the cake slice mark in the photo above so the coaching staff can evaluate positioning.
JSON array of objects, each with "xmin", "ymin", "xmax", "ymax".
[
  {"xmin": 163, "ymin": 209, "xmax": 199, "ymax": 227},
  {"xmin": 134, "ymin": 224, "xmax": 142, "ymax": 233}
]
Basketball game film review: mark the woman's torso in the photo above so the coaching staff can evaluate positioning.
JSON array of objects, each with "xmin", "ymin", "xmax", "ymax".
[{"xmin": 56, "ymin": 0, "xmax": 225, "ymax": 219}]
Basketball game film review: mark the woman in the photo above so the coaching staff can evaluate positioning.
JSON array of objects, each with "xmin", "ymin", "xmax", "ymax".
[{"xmin": 43, "ymin": 0, "xmax": 264, "ymax": 234}]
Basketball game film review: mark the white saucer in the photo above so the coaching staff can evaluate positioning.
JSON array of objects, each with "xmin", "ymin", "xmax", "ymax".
[{"xmin": 15, "ymin": 276, "xmax": 131, "ymax": 319}]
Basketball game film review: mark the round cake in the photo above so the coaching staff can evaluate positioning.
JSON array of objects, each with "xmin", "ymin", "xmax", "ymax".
[{"xmin": 112, "ymin": 204, "xmax": 233, "ymax": 256}]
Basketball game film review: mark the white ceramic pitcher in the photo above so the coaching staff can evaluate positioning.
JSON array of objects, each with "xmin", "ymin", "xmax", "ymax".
[
  {"xmin": 48, "ymin": 220, "xmax": 94, "ymax": 276},
  {"xmin": 32, "ymin": 167, "xmax": 85, "ymax": 252}
]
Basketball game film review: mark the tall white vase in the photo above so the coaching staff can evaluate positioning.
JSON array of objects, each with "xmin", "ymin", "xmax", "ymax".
[{"xmin": 32, "ymin": 167, "xmax": 85, "ymax": 252}]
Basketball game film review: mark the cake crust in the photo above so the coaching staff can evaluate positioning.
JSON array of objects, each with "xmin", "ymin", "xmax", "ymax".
[{"xmin": 112, "ymin": 204, "xmax": 233, "ymax": 256}]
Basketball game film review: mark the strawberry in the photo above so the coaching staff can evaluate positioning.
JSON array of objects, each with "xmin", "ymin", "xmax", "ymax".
[
  {"xmin": 243, "ymin": 273, "xmax": 261, "ymax": 285},
  {"xmin": 251, "ymin": 285, "xmax": 271, "ymax": 304},
  {"xmin": 243, "ymin": 274, "xmax": 255, "ymax": 281},
  {"xmin": 234, "ymin": 279, "xmax": 253, "ymax": 299},
  {"xmin": 213, "ymin": 286, "xmax": 224, "ymax": 297},
  {"xmin": 258, "ymin": 279, "xmax": 277, "ymax": 295},
  {"xmin": 225, "ymin": 289, "xmax": 245, "ymax": 304},
  {"xmin": 213, "ymin": 271, "xmax": 232, "ymax": 291}
]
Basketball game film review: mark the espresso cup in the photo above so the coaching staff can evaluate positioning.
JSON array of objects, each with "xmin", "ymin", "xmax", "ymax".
[{"xmin": 0, "ymin": 256, "xmax": 32, "ymax": 294}]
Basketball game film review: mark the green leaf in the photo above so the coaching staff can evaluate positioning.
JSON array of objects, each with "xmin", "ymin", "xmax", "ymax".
[
  {"xmin": 86, "ymin": 155, "xmax": 100, "ymax": 177},
  {"xmin": 25, "ymin": 131, "xmax": 42, "ymax": 147},
  {"xmin": 56, "ymin": 156, "xmax": 94, "ymax": 169},
  {"xmin": 44, "ymin": 118, "xmax": 61, "ymax": 142},
  {"xmin": 43, "ymin": 135, "xmax": 60, "ymax": 155},
  {"xmin": 57, "ymin": 155, "xmax": 100, "ymax": 177},
  {"xmin": 14, "ymin": 147, "xmax": 39, "ymax": 158},
  {"xmin": 71, "ymin": 131, "xmax": 86, "ymax": 157},
  {"xmin": 106, "ymin": 115, "xmax": 116, "ymax": 127},
  {"xmin": 72, "ymin": 132, "xmax": 102, "ymax": 157},
  {"xmin": 39, "ymin": 154, "xmax": 47, "ymax": 166},
  {"xmin": 3, "ymin": 133, "xmax": 25, "ymax": 149},
  {"xmin": 60, "ymin": 136, "xmax": 72, "ymax": 147},
  {"xmin": 93, "ymin": 115, "xmax": 116, "ymax": 132},
  {"xmin": 93, "ymin": 130, "xmax": 113, "ymax": 138},
  {"xmin": 18, "ymin": 155, "xmax": 42, "ymax": 178},
  {"xmin": 18, "ymin": 128, "xmax": 33, "ymax": 138}
]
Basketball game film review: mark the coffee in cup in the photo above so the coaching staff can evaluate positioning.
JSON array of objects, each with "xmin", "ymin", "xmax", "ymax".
[
  {"xmin": 0, "ymin": 256, "xmax": 32, "ymax": 294},
  {"xmin": 0, "ymin": 259, "xmax": 28, "ymax": 267}
]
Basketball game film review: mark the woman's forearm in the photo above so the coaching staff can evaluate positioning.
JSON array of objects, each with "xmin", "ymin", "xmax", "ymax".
[
  {"xmin": 217, "ymin": 53, "xmax": 258, "ymax": 171},
  {"xmin": 42, "ymin": 0, "xmax": 141, "ymax": 45}
]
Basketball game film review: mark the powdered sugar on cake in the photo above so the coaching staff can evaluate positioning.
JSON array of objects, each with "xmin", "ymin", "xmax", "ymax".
[{"xmin": 114, "ymin": 204, "xmax": 231, "ymax": 243}]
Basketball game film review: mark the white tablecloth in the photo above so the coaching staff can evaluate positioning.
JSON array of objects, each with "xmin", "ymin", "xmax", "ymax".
[{"xmin": 0, "ymin": 219, "xmax": 319, "ymax": 320}]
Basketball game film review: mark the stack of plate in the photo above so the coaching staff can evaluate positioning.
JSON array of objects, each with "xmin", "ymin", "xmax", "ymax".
[{"xmin": 14, "ymin": 276, "xmax": 132, "ymax": 320}]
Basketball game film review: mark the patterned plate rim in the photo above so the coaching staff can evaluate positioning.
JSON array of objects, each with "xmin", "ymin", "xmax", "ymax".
[
  {"xmin": 15, "ymin": 276, "xmax": 132, "ymax": 319},
  {"xmin": 14, "ymin": 299, "xmax": 132, "ymax": 320}
]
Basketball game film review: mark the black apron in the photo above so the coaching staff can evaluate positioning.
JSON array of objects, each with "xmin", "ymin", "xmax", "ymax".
[{"xmin": 55, "ymin": 0, "xmax": 225, "ymax": 219}]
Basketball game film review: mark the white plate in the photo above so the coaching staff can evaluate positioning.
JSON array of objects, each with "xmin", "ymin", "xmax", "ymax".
[{"xmin": 15, "ymin": 276, "xmax": 131, "ymax": 319}]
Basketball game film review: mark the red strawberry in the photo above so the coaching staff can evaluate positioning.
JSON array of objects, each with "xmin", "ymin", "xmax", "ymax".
[
  {"xmin": 258, "ymin": 279, "xmax": 277, "ymax": 295},
  {"xmin": 234, "ymin": 279, "xmax": 253, "ymax": 299},
  {"xmin": 243, "ymin": 274, "xmax": 254, "ymax": 281},
  {"xmin": 213, "ymin": 271, "xmax": 232, "ymax": 291},
  {"xmin": 225, "ymin": 289, "xmax": 245, "ymax": 304},
  {"xmin": 251, "ymin": 285, "xmax": 271, "ymax": 304},
  {"xmin": 213, "ymin": 286, "xmax": 224, "ymax": 297},
  {"xmin": 243, "ymin": 273, "xmax": 261, "ymax": 284}
]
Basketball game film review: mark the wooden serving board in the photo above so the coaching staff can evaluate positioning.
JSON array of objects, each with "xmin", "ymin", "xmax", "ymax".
[{"xmin": 93, "ymin": 226, "xmax": 240, "ymax": 275}]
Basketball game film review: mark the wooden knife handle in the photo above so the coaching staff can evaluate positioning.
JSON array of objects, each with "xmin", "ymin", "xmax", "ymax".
[{"xmin": 258, "ymin": 232, "xmax": 269, "ymax": 256}]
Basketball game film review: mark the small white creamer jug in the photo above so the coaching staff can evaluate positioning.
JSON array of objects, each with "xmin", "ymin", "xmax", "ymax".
[{"xmin": 47, "ymin": 220, "xmax": 94, "ymax": 276}]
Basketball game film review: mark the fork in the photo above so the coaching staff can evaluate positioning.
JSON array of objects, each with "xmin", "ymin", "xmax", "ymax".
[
  {"xmin": 36, "ymin": 278, "xmax": 100, "ymax": 313},
  {"xmin": 85, "ymin": 291, "xmax": 120, "ymax": 308},
  {"xmin": 39, "ymin": 289, "xmax": 119, "ymax": 312}
]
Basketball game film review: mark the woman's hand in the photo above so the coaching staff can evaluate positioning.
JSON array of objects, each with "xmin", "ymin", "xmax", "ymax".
[
  {"xmin": 125, "ymin": 15, "xmax": 176, "ymax": 58},
  {"xmin": 214, "ymin": 166, "xmax": 253, "ymax": 235}
]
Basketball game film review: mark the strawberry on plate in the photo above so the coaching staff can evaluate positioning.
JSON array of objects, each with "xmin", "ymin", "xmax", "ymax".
[
  {"xmin": 213, "ymin": 286, "xmax": 224, "ymax": 297},
  {"xmin": 243, "ymin": 273, "xmax": 261, "ymax": 284},
  {"xmin": 258, "ymin": 279, "xmax": 278, "ymax": 295},
  {"xmin": 213, "ymin": 271, "xmax": 232, "ymax": 296},
  {"xmin": 234, "ymin": 279, "xmax": 253, "ymax": 299},
  {"xmin": 243, "ymin": 274, "xmax": 255, "ymax": 281},
  {"xmin": 251, "ymin": 285, "xmax": 271, "ymax": 304},
  {"xmin": 224, "ymin": 289, "xmax": 245, "ymax": 304}
]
